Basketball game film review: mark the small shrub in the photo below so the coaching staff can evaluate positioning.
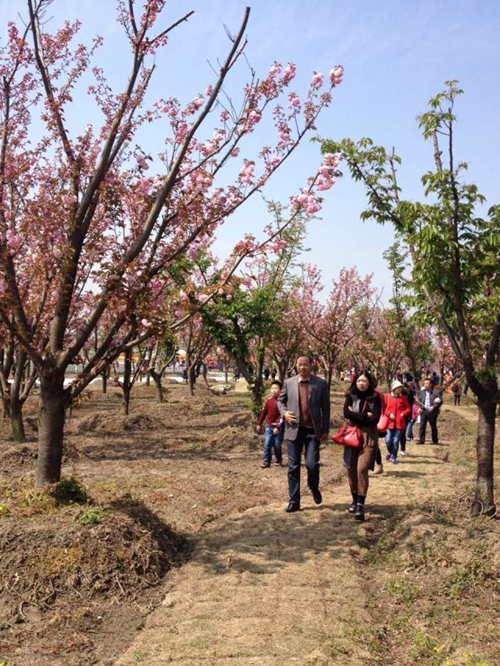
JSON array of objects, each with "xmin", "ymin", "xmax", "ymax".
[
  {"xmin": 51, "ymin": 477, "xmax": 88, "ymax": 505},
  {"xmin": 79, "ymin": 507, "xmax": 105, "ymax": 527}
]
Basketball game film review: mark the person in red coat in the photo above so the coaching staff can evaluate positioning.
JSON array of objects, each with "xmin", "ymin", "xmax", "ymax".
[
  {"xmin": 256, "ymin": 381, "xmax": 284, "ymax": 468},
  {"xmin": 384, "ymin": 380, "xmax": 411, "ymax": 464}
]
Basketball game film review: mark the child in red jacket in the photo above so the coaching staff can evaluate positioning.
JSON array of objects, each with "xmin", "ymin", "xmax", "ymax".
[
  {"xmin": 256, "ymin": 381, "xmax": 284, "ymax": 468},
  {"xmin": 384, "ymin": 380, "xmax": 411, "ymax": 464}
]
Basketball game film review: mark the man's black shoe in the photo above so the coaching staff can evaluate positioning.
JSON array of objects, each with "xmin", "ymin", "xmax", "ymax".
[
  {"xmin": 348, "ymin": 502, "xmax": 357, "ymax": 514},
  {"xmin": 416, "ymin": 441, "xmax": 425, "ymax": 445},
  {"xmin": 312, "ymin": 488, "xmax": 322, "ymax": 505},
  {"xmin": 285, "ymin": 502, "xmax": 300, "ymax": 513}
]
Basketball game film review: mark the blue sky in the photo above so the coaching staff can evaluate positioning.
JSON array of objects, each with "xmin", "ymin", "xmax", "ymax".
[{"xmin": 1, "ymin": 0, "xmax": 499, "ymax": 297}]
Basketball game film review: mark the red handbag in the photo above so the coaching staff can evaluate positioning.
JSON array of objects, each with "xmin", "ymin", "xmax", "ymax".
[
  {"xmin": 377, "ymin": 414, "xmax": 389, "ymax": 434},
  {"xmin": 332, "ymin": 423, "xmax": 363, "ymax": 448},
  {"xmin": 331, "ymin": 398, "xmax": 368, "ymax": 448}
]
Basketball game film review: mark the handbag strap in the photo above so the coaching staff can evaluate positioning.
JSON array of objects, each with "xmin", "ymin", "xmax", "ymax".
[
  {"xmin": 346, "ymin": 394, "xmax": 369, "ymax": 424},
  {"xmin": 356, "ymin": 395, "xmax": 369, "ymax": 415}
]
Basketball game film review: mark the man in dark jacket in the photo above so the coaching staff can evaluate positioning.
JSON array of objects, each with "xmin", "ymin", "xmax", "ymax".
[
  {"xmin": 277, "ymin": 354, "xmax": 330, "ymax": 512},
  {"xmin": 417, "ymin": 378, "xmax": 442, "ymax": 444}
]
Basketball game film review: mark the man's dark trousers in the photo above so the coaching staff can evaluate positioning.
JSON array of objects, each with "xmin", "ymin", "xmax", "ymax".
[
  {"xmin": 287, "ymin": 427, "xmax": 319, "ymax": 507},
  {"xmin": 419, "ymin": 411, "xmax": 439, "ymax": 444}
]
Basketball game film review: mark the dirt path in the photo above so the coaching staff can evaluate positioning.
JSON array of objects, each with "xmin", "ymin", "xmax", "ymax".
[{"xmin": 115, "ymin": 409, "xmax": 461, "ymax": 666}]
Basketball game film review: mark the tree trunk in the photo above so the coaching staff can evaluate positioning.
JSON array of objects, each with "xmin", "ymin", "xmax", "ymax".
[
  {"xmin": 123, "ymin": 387, "xmax": 131, "ymax": 415},
  {"xmin": 36, "ymin": 372, "xmax": 67, "ymax": 488},
  {"xmin": 122, "ymin": 349, "xmax": 132, "ymax": 415},
  {"xmin": 149, "ymin": 370, "xmax": 164, "ymax": 403},
  {"xmin": 10, "ymin": 398, "xmax": 26, "ymax": 443},
  {"xmin": 1, "ymin": 396, "xmax": 9, "ymax": 419},
  {"xmin": 472, "ymin": 394, "xmax": 497, "ymax": 515},
  {"xmin": 277, "ymin": 360, "xmax": 288, "ymax": 384},
  {"xmin": 326, "ymin": 366, "xmax": 333, "ymax": 394},
  {"xmin": 188, "ymin": 365, "xmax": 196, "ymax": 397},
  {"xmin": 102, "ymin": 369, "xmax": 108, "ymax": 394}
]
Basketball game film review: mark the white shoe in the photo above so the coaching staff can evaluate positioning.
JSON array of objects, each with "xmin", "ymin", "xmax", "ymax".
[{"xmin": 400, "ymin": 451, "xmax": 407, "ymax": 457}]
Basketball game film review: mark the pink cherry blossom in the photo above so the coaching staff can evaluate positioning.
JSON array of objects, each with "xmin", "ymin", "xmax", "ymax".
[
  {"xmin": 282, "ymin": 63, "xmax": 297, "ymax": 84},
  {"xmin": 310, "ymin": 72, "xmax": 324, "ymax": 90},
  {"xmin": 329, "ymin": 65, "xmax": 344, "ymax": 86}
]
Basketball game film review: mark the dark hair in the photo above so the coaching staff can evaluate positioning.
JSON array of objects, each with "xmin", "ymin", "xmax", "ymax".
[
  {"xmin": 271, "ymin": 380, "xmax": 282, "ymax": 389},
  {"xmin": 346, "ymin": 370, "xmax": 376, "ymax": 397},
  {"xmin": 296, "ymin": 353, "xmax": 313, "ymax": 364}
]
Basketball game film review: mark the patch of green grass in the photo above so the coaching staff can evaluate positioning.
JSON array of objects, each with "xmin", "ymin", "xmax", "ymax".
[
  {"xmin": 462, "ymin": 651, "xmax": 493, "ymax": 666},
  {"xmin": 385, "ymin": 578, "xmax": 419, "ymax": 604},
  {"xmin": 79, "ymin": 506, "xmax": 106, "ymax": 527},
  {"xmin": 442, "ymin": 559, "xmax": 497, "ymax": 599},
  {"xmin": 408, "ymin": 630, "xmax": 451, "ymax": 664}
]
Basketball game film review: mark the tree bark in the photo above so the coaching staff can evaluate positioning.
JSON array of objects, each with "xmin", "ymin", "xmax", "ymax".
[
  {"xmin": 149, "ymin": 369, "xmax": 164, "ymax": 403},
  {"xmin": 122, "ymin": 349, "xmax": 132, "ymax": 415},
  {"xmin": 123, "ymin": 387, "xmax": 131, "ymax": 415},
  {"xmin": 277, "ymin": 360, "xmax": 288, "ymax": 384},
  {"xmin": 472, "ymin": 394, "xmax": 497, "ymax": 515},
  {"xmin": 326, "ymin": 366, "xmax": 333, "ymax": 394},
  {"xmin": 188, "ymin": 364, "xmax": 196, "ymax": 397},
  {"xmin": 36, "ymin": 371, "xmax": 67, "ymax": 487},
  {"xmin": 10, "ymin": 397, "xmax": 26, "ymax": 443},
  {"xmin": 102, "ymin": 368, "xmax": 108, "ymax": 394}
]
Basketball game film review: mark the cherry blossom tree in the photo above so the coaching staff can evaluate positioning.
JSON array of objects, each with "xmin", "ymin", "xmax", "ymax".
[
  {"xmin": 300, "ymin": 266, "xmax": 376, "ymax": 391},
  {"xmin": 0, "ymin": 2, "xmax": 344, "ymax": 485},
  {"xmin": 351, "ymin": 306, "xmax": 406, "ymax": 388}
]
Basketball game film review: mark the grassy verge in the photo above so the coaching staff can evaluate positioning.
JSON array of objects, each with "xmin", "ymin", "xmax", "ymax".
[{"xmin": 350, "ymin": 424, "xmax": 500, "ymax": 665}]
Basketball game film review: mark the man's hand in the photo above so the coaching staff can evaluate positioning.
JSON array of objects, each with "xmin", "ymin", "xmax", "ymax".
[
  {"xmin": 284, "ymin": 411, "xmax": 297, "ymax": 424},
  {"xmin": 320, "ymin": 432, "xmax": 329, "ymax": 441},
  {"xmin": 273, "ymin": 428, "xmax": 279, "ymax": 435},
  {"xmin": 256, "ymin": 425, "xmax": 261, "ymax": 434},
  {"xmin": 418, "ymin": 408, "xmax": 423, "ymax": 414}
]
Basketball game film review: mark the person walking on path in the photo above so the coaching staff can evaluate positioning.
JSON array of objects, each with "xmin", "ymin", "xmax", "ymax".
[
  {"xmin": 343, "ymin": 371, "xmax": 382, "ymax": 521},
  {"xmin": 417, "ymin": 378, "xmax": 442, "ymax": 444},
  {"xmin": 256, "ymin": 381, "xmax": 284, "ymax": 468},
  {"xmin": 398, "ymin": 374, "xmax": 415, "ymax": 457},
  {"xmin": 278, "ymin": 354, "xmax": 330, "ymax": 513},
  {"xmin": 383, "ymin": 380, "xmax": 411, "ymax": 464},
  {"xmin": 406, "ymin": 401, "xmax": 419, "ymax": 441},
  {"xmin": 452, "ymin": 380, "xmax": 462, "ymax": 406},
  {"xmin": 371, "ymin": 376, "xmax": 385, "ymax": 475}
]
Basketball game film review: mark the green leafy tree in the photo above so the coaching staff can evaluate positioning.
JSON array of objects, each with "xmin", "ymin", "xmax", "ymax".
[
  {"xmin": 203, "ymin": 202, "xmax": 310, "ymax": 412},
  {"xmin": 384, "ymin": 244, "xmax": 436, "ymax": 386},
  {"xmin": 323, "ymin": 81, "xmax": 500, "ymax": 515}
]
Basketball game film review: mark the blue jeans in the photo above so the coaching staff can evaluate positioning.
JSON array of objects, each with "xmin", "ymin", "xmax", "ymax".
[
  {"xmin": 386, "ymin": 428, "xmax": 403, "ymax": 458},
  {"xmin": 263, "ymin": 425, "xmax": 283, "ymax": 464},
  {"xmin": 287, "ymin": 428, "xmax": 320, "ymax": 506},
  {"xmin": 406, "ymin": 419, "xmax": 416, "ymax": 439}
]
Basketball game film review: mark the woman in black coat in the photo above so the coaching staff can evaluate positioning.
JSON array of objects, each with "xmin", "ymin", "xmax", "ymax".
[{"xmin": 343, "ymin": 370, "xmax": 382, "ymax": 521}]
